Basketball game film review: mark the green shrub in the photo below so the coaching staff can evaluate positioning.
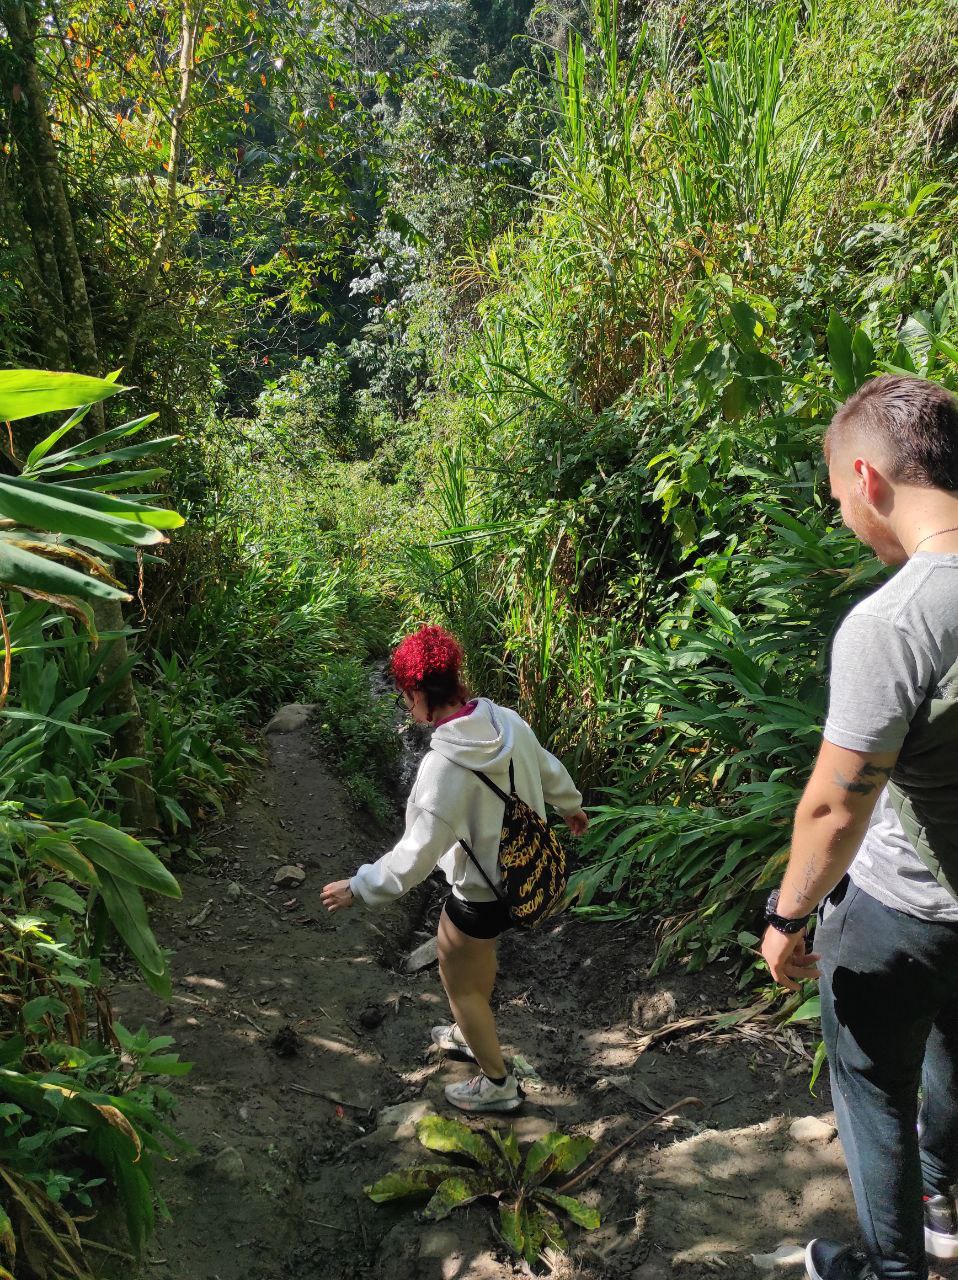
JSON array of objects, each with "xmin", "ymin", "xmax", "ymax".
[{"xmin": 309, "ymin": 658, "xmax": 402, "ymax": 824}]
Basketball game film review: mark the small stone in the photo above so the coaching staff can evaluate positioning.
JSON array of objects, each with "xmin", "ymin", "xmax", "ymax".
[
  {"xmin": 671, "ymin": 1247, "xmax": 760, "ymax": 1277},
  {"xmin": 378, "ymin": 1099, "xmax": 436, "ymax": 1139},
  {"xmin": 238, "ymin": 1105, "xmax": 249, "ymax": 1122},
  {"xmin": 273, "ymin": 865, "xmax": 306, "ymax": 889},
  {"xmin": 212, "ymin": 1147, "xmax": 246, "ymax": 1184},
  {"xmin": 788, "ymin": 1115, "xmax": 837, "ymax": 1144},
  {"xmin": 265, "ymin": 703, "xmax": 316, "ymax": 734},
  {"xmin": 225, "ymin": 882, "xmax": 242, "ymax": 899},
  {"xmin": 419, "ymin": 1225, "xmax": 461, "ymax": 1259},
  {"xmin": 751, "ymin": 1244, "xmax": 805, "ymax": 1271},
  {"xmin": 631, "ymin": 990, "xmax": 678, "ymax": 1030},
  {"xmin": 404, "ymin": 937, "xmax": 438, "ymax": 973}
]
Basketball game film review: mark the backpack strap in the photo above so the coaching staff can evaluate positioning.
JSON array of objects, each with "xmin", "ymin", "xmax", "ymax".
[
  {"xmin": 458, "ymin": 835, "xmax": 508, "ymax": 907},
  {"xmin": 471, "ymin": 764, "xmax": 513, "ymax": 803}
]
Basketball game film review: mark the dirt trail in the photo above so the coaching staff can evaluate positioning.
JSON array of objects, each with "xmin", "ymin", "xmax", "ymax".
[{"xmin": 109, "ymin": 717, "xmax": 958, "ymax": 1280}]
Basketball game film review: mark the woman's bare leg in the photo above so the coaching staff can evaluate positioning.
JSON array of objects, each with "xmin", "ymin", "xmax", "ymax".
[{"xmin": 437, "ymin": 909, "xmax": 507, "ymax": 1079}]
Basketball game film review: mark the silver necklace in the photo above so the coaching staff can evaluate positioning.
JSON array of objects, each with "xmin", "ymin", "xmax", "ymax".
[{"xmin": 913, "ymin": 525, "xmax": 958, "ymax": 551}]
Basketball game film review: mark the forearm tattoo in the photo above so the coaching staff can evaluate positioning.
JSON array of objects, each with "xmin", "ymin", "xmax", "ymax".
[
  {"xmin": 832, "ymin": 761, "xmax": 893, "ymax": 796},
  {"xmin": 791, "ymin": 860, "xmax": 819, "ymax": 909}
]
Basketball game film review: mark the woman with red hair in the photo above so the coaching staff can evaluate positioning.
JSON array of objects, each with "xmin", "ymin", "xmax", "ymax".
[{"xmin": 321, "ymin": 625, "xmax": 588, "ymax": 1113}]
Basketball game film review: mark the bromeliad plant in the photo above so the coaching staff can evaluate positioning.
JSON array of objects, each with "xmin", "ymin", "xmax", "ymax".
[{"xmin": 365, "ymin": 1115, "xmax": 600, "ymax": 1266}]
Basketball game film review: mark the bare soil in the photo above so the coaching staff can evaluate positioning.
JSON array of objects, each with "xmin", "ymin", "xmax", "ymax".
[{"xmin": 108, "ymin": 721, "xmax": 958, "ymax": 1280}]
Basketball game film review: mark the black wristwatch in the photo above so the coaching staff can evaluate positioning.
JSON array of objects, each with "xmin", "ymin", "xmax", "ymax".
[{"xmin": 764, "ymin": 889, "xmax": 809, "ymax": 935}]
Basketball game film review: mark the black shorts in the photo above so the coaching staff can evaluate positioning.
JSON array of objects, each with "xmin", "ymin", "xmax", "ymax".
[{"xmin": 443, "ymin": 892, "xmax": 513, "ymax": 939}]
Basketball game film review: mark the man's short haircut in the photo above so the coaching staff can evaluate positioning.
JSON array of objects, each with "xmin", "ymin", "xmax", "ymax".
[{"xmin": 826, "ymin": 374, "xmax": 958, "ymax": 490}]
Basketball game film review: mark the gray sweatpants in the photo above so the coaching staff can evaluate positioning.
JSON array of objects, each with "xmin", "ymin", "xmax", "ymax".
[{"xmin": 818, "ymin": 878, "xmax": 958, "ymax": 1280}]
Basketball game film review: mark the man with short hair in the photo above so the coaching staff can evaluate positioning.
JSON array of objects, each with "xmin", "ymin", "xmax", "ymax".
[{"xmin": 762, "ymin": 375, "xmax": 958, "ymax": 1280}]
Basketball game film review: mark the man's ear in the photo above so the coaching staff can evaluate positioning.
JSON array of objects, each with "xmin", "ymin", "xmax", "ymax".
[{"xmin": 854, "ymin": 457, "xmax": 888, "ymax": 507}]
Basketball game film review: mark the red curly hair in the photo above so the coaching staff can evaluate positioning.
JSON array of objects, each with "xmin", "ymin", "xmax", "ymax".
[
  {"xmin": 390, "ymin": 625, "xmax": 463, "ymax": 691},
  {"xmin": 391, "ymin": 625, "xmax": 469, "ymax": 714}
]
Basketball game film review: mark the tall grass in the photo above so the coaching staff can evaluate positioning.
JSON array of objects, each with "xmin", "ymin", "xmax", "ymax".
[{"xmin": 396, "ymin": 0, "xmax": 958, "ymax": 966}]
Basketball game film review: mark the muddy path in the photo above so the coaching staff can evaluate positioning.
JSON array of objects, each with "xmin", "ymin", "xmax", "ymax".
[{"xmin": 109, "ymin": 718, "xmax": 958, "ymax": 1280}]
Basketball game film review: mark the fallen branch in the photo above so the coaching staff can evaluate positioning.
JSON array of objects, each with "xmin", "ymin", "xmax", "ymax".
[
  {"xmin": 187, "ymin": 899, "xmax": 214, "ymax": 927},
  {"xmin": 555, "ymin": 1095, "xmax": 704, "ymax": 1196},
  {"xmin": 287, "ymin": 1082, "xmax": 370, "ymax": 1110}
]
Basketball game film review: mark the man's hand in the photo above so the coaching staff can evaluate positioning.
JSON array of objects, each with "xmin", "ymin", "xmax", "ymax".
[
  {"xmin": 322, "ymin": 880, "xmax": 354, "ymax": 913},
  {"xmin": 761, "ymin": 926, "xmax": 821, "ymax": 992},
  {"xmin": 564, "ymin": 809, "xmax": 589, "ymax": 836}
]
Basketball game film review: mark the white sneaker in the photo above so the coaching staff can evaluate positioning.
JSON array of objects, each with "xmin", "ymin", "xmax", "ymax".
[
  {"xmin": 444, "ymin": 1073, "xmax": 522, "ymax": 1113},
  {"xmin": 430, "ymin": 1023, "xmax": 476, "ymax": 1060}
]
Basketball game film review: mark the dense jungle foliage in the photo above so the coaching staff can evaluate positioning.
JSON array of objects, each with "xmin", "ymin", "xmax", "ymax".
[{"xmin": 1, "ymin": 0, "xmax": 957, "ymax": 1267}]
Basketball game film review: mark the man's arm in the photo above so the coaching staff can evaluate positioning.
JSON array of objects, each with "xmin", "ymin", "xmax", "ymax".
[{"xmin": 761, "ymin": 739, "xmax": 899, "ymax": 990}]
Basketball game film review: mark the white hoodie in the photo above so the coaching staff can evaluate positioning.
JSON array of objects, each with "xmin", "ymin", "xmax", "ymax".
[{"xmin": 349, "ymin": 698, "xmax": 583, "ymax": 907}]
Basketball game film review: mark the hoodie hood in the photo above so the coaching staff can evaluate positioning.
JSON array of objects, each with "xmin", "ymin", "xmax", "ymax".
[{"xmin": 429, "ymin": 697, "xmax": 514, "ymax": 771}]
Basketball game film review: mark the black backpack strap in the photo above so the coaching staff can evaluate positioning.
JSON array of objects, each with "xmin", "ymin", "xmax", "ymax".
[
  {"xmin": 458, "ymin": 836, "xmax": 508, "ymax": 907},
  {"xmin": 469, "ymin": 767, "xmax": 511, "ymax": 803}
]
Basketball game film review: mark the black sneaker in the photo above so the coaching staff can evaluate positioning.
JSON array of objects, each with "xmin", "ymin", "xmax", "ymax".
[
  {"xmin": 805, "ymin": 1239, "xmax": 876, "ymax": 1280},
  {"xmin": 925, "ymin": 1186, "xmax": 958, "ymax": 1261}
]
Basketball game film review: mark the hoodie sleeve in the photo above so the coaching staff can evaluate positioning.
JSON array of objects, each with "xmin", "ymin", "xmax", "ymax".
[
  {"xmin": 535, "ymin": 740, "xmax": 583, "ymax": 816},
  {"xmin": 349, "ymin": 803, "xmax": 458, "ymax": 906}
]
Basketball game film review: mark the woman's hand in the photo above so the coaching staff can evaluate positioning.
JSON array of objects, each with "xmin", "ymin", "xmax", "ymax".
[
  {"xmin": 564, "ymin": 809, "xmax": 589, "ymax": 836},
  {"xmin": 321, "ymin": 880, "xmax": 354, "ymax": 913}
]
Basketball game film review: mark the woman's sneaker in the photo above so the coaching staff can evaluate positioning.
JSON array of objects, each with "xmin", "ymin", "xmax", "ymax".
[
  {"xmin": 805, "ymin": 1239, "xmax": 876, "ymax": 1280},
  {"xmin": 430, "ymin": 1023, "xmax": 476, "ymax": 1060},
  {"xmin": 925, "ymin": 1186, "xmax": 958, "ymax": 1260},
  {"xmin": 444, "ymin": 1073, "xmax": 522, "ymax": 1113}
]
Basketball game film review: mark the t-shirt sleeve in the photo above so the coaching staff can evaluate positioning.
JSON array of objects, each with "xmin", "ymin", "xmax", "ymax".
[{"xmin": 823, "ymin": 613, "xmax": 931, "ymax": 753}]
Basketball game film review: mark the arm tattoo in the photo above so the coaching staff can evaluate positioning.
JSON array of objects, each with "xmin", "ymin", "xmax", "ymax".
[
  {"xmin": 832, "ymin": 761, "xmax": 893, "ymax": 796},
  {"xmin": 792, "ymin": 859, "xmax": 818, "ymax": 909}
]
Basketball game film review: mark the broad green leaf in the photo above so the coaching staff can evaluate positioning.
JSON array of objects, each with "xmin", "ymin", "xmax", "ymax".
[
  {"xmin": 0, "ymin": 477, "xmax": 168, "ymax": 545},
  {"xmin": 0, "ymin": 371, "xmax": 127, "ymax": 421},
  {"xmin": 32, "ymin": 414, "xmax": 160, "ymax": 469},
  {"xmin": 40, "ymin": 880, "xmax": 88, "ymax": 917},
  {"xmin": 498, "ymin": 1200, "xmax": 526, "ymax": 1256},
  {"xmin": 34, "ymin": 837, "xmax": 98, "ymax": 885},
  {"xmin": 1, "ymin": 709, "xmax": 109, "ymax": 738},
  {"xmin": 21, "ymin": 996, "xmax": 69, "ymax": 1026},
  {"xmin": 41, "ymin": 436, "xmax": 181, "ymax": 475},
  {"xmin": 851, "ymin": 328, "xmax": 875, "ymax": 387},
  {"xmin": 499, "ymin": 1199, "xmax": 549, "ymax": 1264},
  {"xmin": 0, "ymin": 540, "xmax": 129, "ymax": 602},
  {"xmin": 523, "ymin": 1133, "xmax": 594, "ymax": 1184},
  {"xmin": 538, "ymin": 1188, "xmax": 601, "ymax": 1229},
  {"xmin": 524, "ymin": 1133, "xmax": 566, "ymax": 1183},
  {"xmin": 24, "ymin": 418, "xmax": 86, "ymax": 471},
  {"xmin": 70, "ymin": 819, "xmax": 180, "ymax": 899},
  {"xmin": 827, "ymin": 310, "xmax": 855, "ymax": 396},
  {"xmin": 364, "ymin": 1165, "xmax": 453, "ymax": 1203},
  {"xmin": 489, "ymin": 1127, "xmax": 521, "ymax": 1170},
  {"xmin": 64, "ymin": 468, "xmax": 170, "ymax": 493},
  {"xmin": 11, "ymin": 476, "xmax": 182, "ymax": 528},
  {"xmin": 421, "ymin": 1172, "xmax": 499, "ymax": 1220},
  {"xmin": 95, "ymin": 871, "xmax": 171, "ymax": 996},
  {"xmin": 416, "ymin": 1114, "xmax": 499, "ymax": 1169},
  {"xmin": 786, "ymin": 994, "xmax": 821, "ymax": 1024},
  {"xmin": 0, "ymin": 1037, "xmax": 25, "ymax": 1068}
]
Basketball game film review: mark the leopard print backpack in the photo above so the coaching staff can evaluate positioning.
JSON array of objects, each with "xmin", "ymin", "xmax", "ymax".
[{"xmin": 455, "ymin": 760, "xmax": 569, "ymax": 930}]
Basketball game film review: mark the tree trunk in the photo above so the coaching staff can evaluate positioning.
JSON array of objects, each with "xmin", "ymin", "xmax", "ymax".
[
  {"xmin": 123, "ymin": 0, "xmax": 199, "ymax": 372},
  {"xmin": 1, "ymin": 0, "xmax": 158, "ymax": 832},
  {"xmin": 1, "ymin": 1, "xmax": 100, "ymax": 377}
]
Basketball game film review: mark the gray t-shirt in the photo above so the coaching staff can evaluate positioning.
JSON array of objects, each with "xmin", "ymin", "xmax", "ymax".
[{"xmin": 824, "ymin": 552, "xmax": 958, "ymax": 921}]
